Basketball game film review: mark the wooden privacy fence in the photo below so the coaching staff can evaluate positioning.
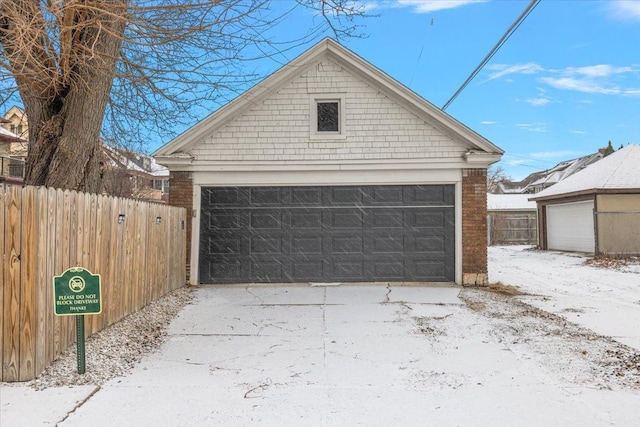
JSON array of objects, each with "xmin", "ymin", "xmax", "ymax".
[
  {"xmin": 487, "ymin": 212, "xmax": 537, "ymax": 246},
  {"xmin": 1, "ymin": 185, "xmax": 186, "ymax": 382}
]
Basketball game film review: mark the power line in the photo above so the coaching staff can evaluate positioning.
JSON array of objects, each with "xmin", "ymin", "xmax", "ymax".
[{"xmin": 442, "ymin": 0, "xmax": 541, "ymax": 111}]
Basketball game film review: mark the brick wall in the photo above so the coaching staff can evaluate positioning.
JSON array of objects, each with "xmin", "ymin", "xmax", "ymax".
[
  {"xmin": 462, "ymin": 168, "xmax": 488, "ymax": 286},
  {"xmin": 168, "ymin": 171, "xmax": 193, "ymax": 281}
]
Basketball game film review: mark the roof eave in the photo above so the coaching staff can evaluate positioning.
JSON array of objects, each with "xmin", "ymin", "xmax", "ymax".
[{"xmin": 530, "ymin": 187, "xmax": 640, "ymax": 202}]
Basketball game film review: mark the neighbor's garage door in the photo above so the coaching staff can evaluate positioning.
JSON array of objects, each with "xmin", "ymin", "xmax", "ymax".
[
  {"xmin": 546, "ymin": 200, "xmax": 595, "ymax": 253},
  {"xmin": 199, "ymin": 185, "xmax": 455, "ymax": 284}
]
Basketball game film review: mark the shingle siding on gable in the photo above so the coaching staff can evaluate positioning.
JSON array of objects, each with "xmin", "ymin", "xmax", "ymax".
[{"xmin": 190, "ymin": 59, "xmax": 468, "ymax": 162}]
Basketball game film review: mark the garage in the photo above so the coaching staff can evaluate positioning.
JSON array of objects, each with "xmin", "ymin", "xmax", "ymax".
[
  {"xmin": 154, "ymin": 39, "xmax": 504, "ymax": 285},
  {"xmin": 546, "ymin": 201, "xmax": 595, "ymax": 253},
  {"xmin": 199, "ymin": 185, "xmax": 455, "ymax": 283}
]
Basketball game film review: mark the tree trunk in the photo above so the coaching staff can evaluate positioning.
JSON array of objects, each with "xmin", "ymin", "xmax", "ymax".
[
  {"xmin": 25, "ymin": 86, "xmax": 112, "ymax": 193},
  {"xmin": 15, "ymin": 1, "xmax": 128, "ymax": 193}
]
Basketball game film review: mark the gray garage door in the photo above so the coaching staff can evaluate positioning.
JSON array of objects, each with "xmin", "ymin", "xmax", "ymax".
[{"xmin": 199, "ymin": 185, "xmax": 455, "ymax": 284}]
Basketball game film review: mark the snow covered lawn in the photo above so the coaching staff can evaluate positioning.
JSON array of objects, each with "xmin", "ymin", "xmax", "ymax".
[{"xmin": 489, "ymin": 245, "xmax": 640, "ymax": 350}]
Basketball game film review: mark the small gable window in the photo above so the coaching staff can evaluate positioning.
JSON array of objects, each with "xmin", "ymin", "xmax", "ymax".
[
  {"xmin": 310, "ymin": 94, "xmax": 346, "ymax": 140},
  {"xmin": 317, "ymin": 101, "xmax": 339, "ymax": 132}
]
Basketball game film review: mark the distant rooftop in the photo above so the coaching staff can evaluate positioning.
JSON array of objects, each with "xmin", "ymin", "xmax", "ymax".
[
  {"xmin": 495, "ymin": 149, "xmax": 606, "ymax": 194},
  {"xmin": 530, "ymin": 144, "xmax": 640, "ymax": 201}
]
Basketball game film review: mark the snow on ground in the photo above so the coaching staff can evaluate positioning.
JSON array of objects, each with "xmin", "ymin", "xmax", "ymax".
[{"xmin": 489, "ymin": 245, "xmax": 640, "ymax": 350}]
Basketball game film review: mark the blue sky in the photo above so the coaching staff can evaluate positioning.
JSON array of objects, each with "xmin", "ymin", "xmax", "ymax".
[{"xmin": 232, "ymin": 0, "xmax": 640, "ymax": 181}]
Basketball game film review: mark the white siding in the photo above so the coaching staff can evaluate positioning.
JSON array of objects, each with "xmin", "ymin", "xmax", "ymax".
[
  {"xmin": 189, "ymin": 58, "xmax": 468, "ymax": 162},
  {"xmin": 547, "ymin": 201, "xmax": 595, "ymax": 253}
]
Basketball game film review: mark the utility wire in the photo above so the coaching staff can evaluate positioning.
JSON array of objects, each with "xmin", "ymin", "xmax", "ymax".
[{"xmin": 442, "ymin": 0, "xmax": 541, "ymax": 111}]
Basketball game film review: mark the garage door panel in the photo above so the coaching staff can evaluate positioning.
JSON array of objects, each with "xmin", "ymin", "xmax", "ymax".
[
  {"xmin": 411, "ymin": 210, "xmax": 448, "ymax": 228},
  {"xmin": 406, "ymin": 186, "xmax": 444, "ymax": 204},
  {"xmin": 413, "ymin": 235, "xmax": 446, "ymax": 253},
  {"xmin": 327, "ymin": 186, "xmax": 364, "ymax": 205},
  {"xmin": 372, "ymin": 210, "xmax": 403, "ymax": 228},
  {"xmin": 205, "ymin": 187, "xmax": 243, "ymax": 206},
  {"xmin": 291, "ymin": 236, "xmax": 323, "ymax": 254},
  {"xmin": 330, "ymin": 210, "xmax": 364, "ymax": 228},
  {"xmin": 372, "ymin": 236, "xmax": 404, "ymax": 254},
  {"xmin": 291, "ymin": 261, "xmax": 324, "ymax": 281},
  {"xmin": 291, "ymin": 210, "xmax": 322, "ymax": 229},
  {"xmin": 331, "ymin": 260, "xmax": 365, "ymax": 279},
  {"xmin": 414, "ymin": 261, "xmax": 446, "ymax": 281},
  {"xmin": 330, "ymin": 235, "xmax": 364, "ymax": 254},
  {"xmin": 292, "ymin": 187, "xmax": 322, "ymax": 205},
  {"xmin": 371, "ymin": 261, "xmax": 404, "ymax": 280},
  {"xmin": 371, "ymin": 186, "xmax": 404, "ymax": 204},
  {"xmin": 199, "ymin": 185, "xmax": 455, "ymax": 283},
  {"xmin": 251, "ymin": 211, "xmax": 283, "ymax": 229},
  {"xmin": 250, "ymin": 236, "xmax": 283, "ymax": 255},
  {"xmin": 207, "ymin": 260, "xmax": 242, "ymax": 281},
  {"xmin": 206, "ymin": 212, "xmax": 242, "ymax": 230},
  {"xmin": 250, "ymin": 260, "xmax": 283, "ymax": 281},
  {"xmin": 207, "ymin": 237, "xmax": 241, "ymax": 255},
  {"xmin": 250, "ymin": 187, "xmax": 284, "ymax": 205}
]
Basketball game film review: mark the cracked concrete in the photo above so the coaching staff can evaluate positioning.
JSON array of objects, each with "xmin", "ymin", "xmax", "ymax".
[{"xmin": 4, "ymin": 283, "xmax": 640, "ymax": 426}]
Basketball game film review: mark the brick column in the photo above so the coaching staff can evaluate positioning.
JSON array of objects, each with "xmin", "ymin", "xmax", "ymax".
[
  {"xmin": 462, "ymin": 168, "xmax": 488, "ymax": 286},
  {"xmin": 168, "ymin": 171, "xmax": 193, "ymax": 282}
]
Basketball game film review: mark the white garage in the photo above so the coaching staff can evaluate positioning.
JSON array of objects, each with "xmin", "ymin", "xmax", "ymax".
[
  {"xmin": 546, "ymin": 200, "xmax": 595, "ymax": 253},
  {"xmin": 531, "ymin": 144, "xmax": 640, "ymax": 256}
]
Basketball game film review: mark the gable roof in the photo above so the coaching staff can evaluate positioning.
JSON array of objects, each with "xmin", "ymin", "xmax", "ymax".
[
  {"xmin": 154, "ymin": 37, "xmax": 503, "ymax": 158},
  {"xmin": 530, "ymin": 144, "xmax": 640, "ymax": 201}
]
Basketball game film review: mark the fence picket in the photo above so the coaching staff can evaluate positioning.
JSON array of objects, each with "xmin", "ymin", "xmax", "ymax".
[
  {"xmin": 2, "ymin": 187, "xmax": 22, "ymax": 381},
  {"xmin": 18, "ymin": 187, "xmax": 37, "ymax": 380}
]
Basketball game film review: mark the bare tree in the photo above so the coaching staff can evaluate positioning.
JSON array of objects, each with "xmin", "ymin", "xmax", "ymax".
[
  {"xmin": 487, "ymin": 164, "xmax": 512, "ymax": 193},
  {"xmin": 0, "ymin": 0, "xmax": 369, "ymax": 192}
]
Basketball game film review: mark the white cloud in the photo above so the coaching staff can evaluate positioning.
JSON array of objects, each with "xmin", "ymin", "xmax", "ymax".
[
  {"xmin": 570, "ymin": 130, "xmax": 587, "ymax": 135},
  {"xmin": 481, "ymin": 120, "xmax": 497, "ymax": 125},
  {"xmin": 540, "ymin": 76, "xmax": 621, "ymax": 95},
  {"xmin": 607, "ymin": 0, "xmax": 640, "ymax": 21},
  {"xmin": 505, "ymin": 159, "xmax": 529, "ymax": 166},
  {"xmin": 486, "ymin": 61, "xmax": 639, "ymax": 98},
  {"xmin": 486, "ymin": 63, "xmax": 543, "ymax": 81},
  {"xmin": 375, "ymin": 0, "xmax": 489, "ymax": 13},
  {"xmin": 525, "ymin": 97, "xmax": 551, "ymax": 107},
  {"xmin": 540, "ymin": 64, "xmax": 640, "ymax": 96},
  {"xmin": 565, "ymin": 64, "xmax": 633, "ymax": 78},
  {"xmin": 516, "ymin": 122, "xmax": 547, "ymax": 133}
]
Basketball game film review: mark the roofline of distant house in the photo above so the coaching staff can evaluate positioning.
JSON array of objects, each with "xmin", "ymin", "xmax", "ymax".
[{"xmin": 530, "ymin": 187, "xmax": 640, "ymax": 202}]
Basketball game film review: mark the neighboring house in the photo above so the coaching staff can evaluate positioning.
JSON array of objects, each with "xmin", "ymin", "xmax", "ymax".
[
  {"xmin": 154, "ymin": 38, "xmax": 503, "ymax": 286},
  {"xmin": 1, "ymin": 106, "xmax": 28, "ymax": 160},
  {"xmin": 0, "ymin": 123, "xmax": 26, "ymax": 184},
  {"xmin": 103, "ymin": 145, "xmax": 170, "ymax": 202},
  {"xmin": 530, "ymin": 144, "xmax": 640, "ymax": 255},
  {"xmin": 487, "ymin": 194, "xmax": 537, "ymax": 246},
  {"xmin": 497, "ymin": 150, "xmax": 604, "ymax": 194}
]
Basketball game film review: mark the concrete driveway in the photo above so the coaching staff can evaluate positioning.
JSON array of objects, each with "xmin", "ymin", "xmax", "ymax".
[{"xmin": 5, "ymin": 283, "xmax": 640, "ymax": 426}]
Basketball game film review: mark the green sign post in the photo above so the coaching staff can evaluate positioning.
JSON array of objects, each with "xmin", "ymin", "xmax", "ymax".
[{"xmin": 53, "ymin": 267, "xmax": 102, "ymax": 374}]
